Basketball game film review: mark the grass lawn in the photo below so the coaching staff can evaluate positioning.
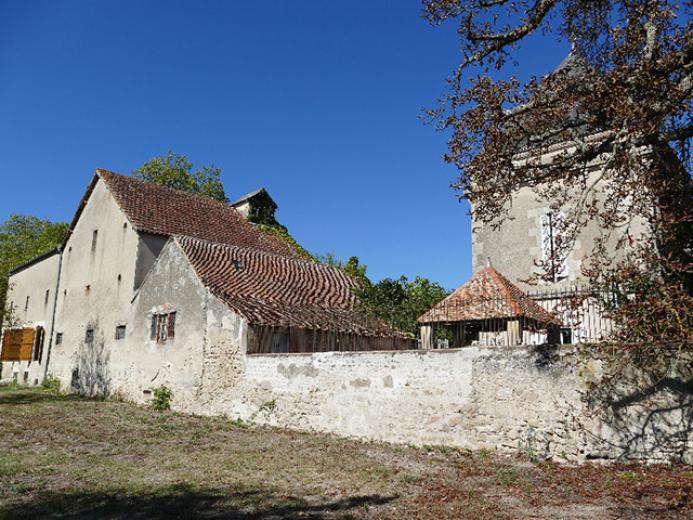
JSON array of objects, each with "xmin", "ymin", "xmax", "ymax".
[{"xmin": 0, "ymin": 385, "xmax": 690, "ymax": 519}]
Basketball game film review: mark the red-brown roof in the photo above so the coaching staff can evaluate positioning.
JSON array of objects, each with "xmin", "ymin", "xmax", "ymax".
[
  {"xmin": 176, "ymin": 236, "xmax": 401, "ymax": 336},
  {"xmin": 95, "ymin": 169, "xmax": 300, "ymax": 259},
  {"xmin": 417, "ymin": 267, "xmax": 560, "ymax": 325}
]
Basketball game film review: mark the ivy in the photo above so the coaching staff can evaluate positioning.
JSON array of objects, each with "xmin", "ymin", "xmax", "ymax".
[{"xmin": 258, "ymin": 224, "xmax": 316, "ymax": 261}]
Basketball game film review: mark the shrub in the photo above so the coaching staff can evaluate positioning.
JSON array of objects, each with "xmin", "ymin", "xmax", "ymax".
[
  {"xmin": 42, "ymin": 375, "xmax": 61, "ymax": 393},
  {"xmin": 151, "ymin": 385, "xmax": 173, "ymax": 411}
]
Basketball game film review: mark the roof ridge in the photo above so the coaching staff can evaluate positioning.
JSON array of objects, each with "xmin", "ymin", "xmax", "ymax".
[
  {"xmin": 92, "ymin": 168, "xmax": 301, "ymax": 259},
  {"xmin": 96, "ymin": 168, "xmax": 234, "ymax": 209}
]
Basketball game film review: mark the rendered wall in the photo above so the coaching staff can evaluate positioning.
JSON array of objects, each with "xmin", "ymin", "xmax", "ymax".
[
  {"xmin": 106, "ymin": 240, "xmax": 210, "ymax": 407},
  {"xmin": 49, "ymin": 178, "xmax": 141, "ymax": 390},
  {"xmin": 2, "ymin": 252, "xmax": 61, "ymax": 384},
  {"xmin": 471, "ymin": 170, "xmax": 649, "ymax": 293},
  {"xmin": 209, "ymin": 346, "xmax": 691, "ymax": 464}
]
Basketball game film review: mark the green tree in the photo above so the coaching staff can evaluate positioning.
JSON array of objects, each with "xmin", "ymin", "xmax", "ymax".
[
  {"xmin": 357, "ymin": 276, "xmax": 448, "ymax": 335},
  {"xmin": 317, "ymin": 253, "xmax": 369, "ymax": 287},
  {"xmin": 133, "ymin": 151, "xmax": 227, "ymax": 202},
  {"xmin": 0, "ymin": 215, "xmax": 69, "ymax": 328}
]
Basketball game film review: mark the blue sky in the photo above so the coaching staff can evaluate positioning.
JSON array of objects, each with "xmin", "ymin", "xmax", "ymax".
[{"xmin": 0, "ymin": 1, "xmax": 570, "ymax": 289}]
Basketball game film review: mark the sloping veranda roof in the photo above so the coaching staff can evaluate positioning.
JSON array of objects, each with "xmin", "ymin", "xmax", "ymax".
[
  {"xmin": 176, "ymin": 235, "xmax": 405, "ymax": 337},
  {"xmin": 417, "ymin": 267, "xmax": 560, "ymax": 326},
  {"xmin": 72, "ymin": 169, "xmax": 301, "ymax": 259}
]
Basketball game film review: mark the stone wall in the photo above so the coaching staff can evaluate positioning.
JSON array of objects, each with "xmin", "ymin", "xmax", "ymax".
[{"xmin": 210, "ymin": 345, "xmax": 691, "ymax": 464}]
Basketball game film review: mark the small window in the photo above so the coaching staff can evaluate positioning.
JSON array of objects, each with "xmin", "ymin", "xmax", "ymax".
[
  {"xmin": 44, "ymin": 289, "xmax": 50, "ymax": 306},
  {"xmin": 560, "ymin": 327, "xmax": 572, "ymax": 345},
  {"xmin": 24, "ymin": 296, "xmax": 29, "ymax": 311},
  {"xmin": 115, "ymin": 325, "xmax": 126, "ymax": 340},
  {"xmin": 55, "ymin": 333, "xmax": 63, "ymax": 345},
  {"xmin": 91, "ymin": 230, "xmax": 98, "ymax": 252},
  {"xmin": 150, "ymin": 312, "xmax": 176, "ymax": 343},
  {"xmin": 85, "ymin": 328, "xmax": 94, "ymax": 344}
]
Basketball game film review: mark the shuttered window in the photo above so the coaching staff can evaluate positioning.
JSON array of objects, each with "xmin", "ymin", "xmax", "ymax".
[
  {"xmin": 150, "ymin": 312, "xmax": 176, "ymax": 343},
  {"xmin": 1, "ymin": 328, "xmax": 36, "ymax": 361}
]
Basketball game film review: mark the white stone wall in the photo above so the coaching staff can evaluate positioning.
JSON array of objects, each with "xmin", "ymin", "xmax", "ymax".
[{"xmin": 206, "ymin": 346, "xmax": 690, "ymax": 464}]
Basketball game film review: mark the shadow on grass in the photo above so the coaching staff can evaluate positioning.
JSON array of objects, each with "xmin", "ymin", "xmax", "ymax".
[
  {"xmin": 0, "ymin": 388, "xmax": 76, "ymax": 406},
  {"xmin": 0, "ymin": 482, "xmax": 396, "ymax": 519}
]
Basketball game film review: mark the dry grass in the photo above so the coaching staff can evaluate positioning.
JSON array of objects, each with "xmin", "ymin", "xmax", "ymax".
[{"xmin": 0, "ymin": 385, "xmax": 690, "ymax": 519}]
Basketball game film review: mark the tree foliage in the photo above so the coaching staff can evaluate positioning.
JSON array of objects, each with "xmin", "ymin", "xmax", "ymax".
[
  {"xmin": 0, "ymin": 215, "xmax": 69, "ymax": 328},
  {"xmin": 133, "ymin": 151, "xmax": 227, "ymax": 202},
  {"xmin": 356, "ymin": 276, "xmax": 449, "ymax": 335},
  {"xmin": 316, "ymin": 253, "xmax": 448, "ymax": 335},
  {"xmin": 316, "ymin": 252, "xmax": 369, "ymax": 286},
  {"xmin": 424, "ymin": 0, "xmax": 692, "ymax": 347}
]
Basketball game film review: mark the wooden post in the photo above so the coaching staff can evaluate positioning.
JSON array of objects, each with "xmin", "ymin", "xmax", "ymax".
[
  {"xmin": 420, "ymin": 325, "xmax": 432, "ymax": 349},
  {"xmin": 506, "ymin": 320, "xmax": 520, "ymax": 346}
]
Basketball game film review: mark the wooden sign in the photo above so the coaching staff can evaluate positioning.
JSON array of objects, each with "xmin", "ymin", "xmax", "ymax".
[{"xmin": 1, "ymin": 328, "xmax": 35, "ymax": 361}]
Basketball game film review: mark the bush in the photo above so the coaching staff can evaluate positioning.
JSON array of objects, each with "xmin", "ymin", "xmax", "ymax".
[
  {"xmin": 151, "ymin": 385, "xmax": 173, "ymax": 411},
  {"xmin": 42, "ymin": 375, "xmax": 61, "ymax": 393}
]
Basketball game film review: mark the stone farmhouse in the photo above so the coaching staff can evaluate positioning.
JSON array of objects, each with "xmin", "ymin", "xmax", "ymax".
[{"xmin": 0, "ymin": 169, "xmax": 409, "ymax": 400}]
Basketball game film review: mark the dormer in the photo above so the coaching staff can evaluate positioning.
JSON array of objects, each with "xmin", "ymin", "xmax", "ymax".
[{"xmin": 231, "ymin": 188, "xmax": 279, "ymax": 226}]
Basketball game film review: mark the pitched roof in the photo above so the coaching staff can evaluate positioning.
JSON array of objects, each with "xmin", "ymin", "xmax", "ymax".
[
  {"xmin": 175, "ymin": 235, "xmax": 400, "ymax": 336},
  {"xmin": 93, "ymin": 170, "xmax": 299, "ymax": 258},
  {"xmin": 417, "ymin": 267, "xmax": 560, "ymax": 325}
]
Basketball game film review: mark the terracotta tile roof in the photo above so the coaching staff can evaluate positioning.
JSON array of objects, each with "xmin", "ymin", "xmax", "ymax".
[
  {"xmin": 95, "ymin": 169, "xmax": 300, "ymax": 259},
  {"xmin": 417, "ymin": 267, "xmax": 560, "ymax": 325},
  {"xmin": 176, "ymin": 236, "xmax": 403, "ymax": 336}
]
